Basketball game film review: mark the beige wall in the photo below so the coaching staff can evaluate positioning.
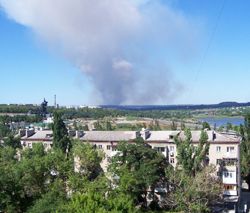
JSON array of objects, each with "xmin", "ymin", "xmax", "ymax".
[{"xmin": 209, "ymin": 143, "xmax": 239, "ymax": 166}]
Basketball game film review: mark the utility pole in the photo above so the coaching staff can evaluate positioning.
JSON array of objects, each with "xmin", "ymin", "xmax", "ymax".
[{"xmin": 54, "ymin": 94, "xmax": 57, "ymax": 109}]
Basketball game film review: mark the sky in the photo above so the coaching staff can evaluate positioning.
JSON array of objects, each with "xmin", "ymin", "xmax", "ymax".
[{"xmin": 0, "ymin": 0, "xmax": 250, "ymax": 106}]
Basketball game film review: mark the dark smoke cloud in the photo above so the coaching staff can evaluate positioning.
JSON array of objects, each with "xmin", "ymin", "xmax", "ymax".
[{"xmin": 0, "ymin": 0, "xmax": 199, "ymax": 104}]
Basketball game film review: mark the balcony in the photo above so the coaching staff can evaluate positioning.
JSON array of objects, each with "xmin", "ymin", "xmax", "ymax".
[
  {"xmin": 223, "ymin": 190, "xmax": 237, "ymax": 196},
  {"xmin": 222, "ymin": 172, "xmax": 237, "ymax": 184}
]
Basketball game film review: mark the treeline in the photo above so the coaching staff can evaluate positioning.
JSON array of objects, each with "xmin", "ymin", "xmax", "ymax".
[
  {"xmin": 0, "ymin": 104, "xmax": 193, "ymax": 120},
  {"xmin": 0, "ymin": 104, "xmax": 42, "ymax": 113},
  {"xmin": 58, "ymin": 107, "xmax": 192, "ymax": 120},
  {"xmin": 0, "ymin": 115, "xmax": 43, "ymax": 123}
]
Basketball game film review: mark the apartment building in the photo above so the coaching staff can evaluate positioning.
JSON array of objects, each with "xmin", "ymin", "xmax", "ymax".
[{"xmin": 19, "ymin": 128, "xmax": 241, "ymax": 201}]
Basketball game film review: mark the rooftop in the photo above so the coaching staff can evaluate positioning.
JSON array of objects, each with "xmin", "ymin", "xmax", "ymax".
[{"xmin": 20, "ymin": 129, "xmax": 241, "ymax": 143}]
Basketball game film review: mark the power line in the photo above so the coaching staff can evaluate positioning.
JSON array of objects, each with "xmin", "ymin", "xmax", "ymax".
[{"xmin": 188, "ymin": 0, "xmax": 227, "ymax": 99}]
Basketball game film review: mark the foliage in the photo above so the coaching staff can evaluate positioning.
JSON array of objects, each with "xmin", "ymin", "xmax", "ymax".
[
  {"xmin": 148, "ymin": 120, "xmax": 161, "ymax": 130},
  {"xmin": 53, "ymin": 111, "xmax": 71, "ymax": 153},
  {"xmin": 27, "ymin": 180, "xmax": 67, "ymax": 213},
  {"xmin": 170, "ymin": 120, "xmax": 177, "ymax": 130},
  {"xmin": 202, "ymin": 122, "xmax": 211, "ymax": 130},
  {"xmin": 63, "ymin": 189, "xmax": 137, "ymax": 213},
  {"xmin": 0, "ymin": 144, "xmax": 48, "ymax": 212},
  {"xmin": 175, "ymin": 129, "xmax": 209, "ymax": 176},
  {"xmin": 73, "ymin": 142, "xmax": 104, "ymax": 180},
  {"xmin": 108, "ymin": 137, "xmax": 168, "ymax": 209},
  {"xmin": 0, "ymin": 120, "xmax": 11, "ymax": 139},
  {"xmin": 164, "ymin": 166, "xmax": 223, "ymax": 213},
  {"xmin": 3, "ymin": 135, "xmax": 21, "ymax": 149},
  {"xmin": 240, "ymin": 114, "xmax": 250, "ymax": 190},
  {"xmin": 0, "ymin": 125, "xmax": 223, "ymax": 212}
]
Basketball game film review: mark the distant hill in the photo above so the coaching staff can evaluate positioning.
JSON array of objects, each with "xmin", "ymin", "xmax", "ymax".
[{"xmin": 100, "ymin": 102, "xmax": 250, "ymax": 111}]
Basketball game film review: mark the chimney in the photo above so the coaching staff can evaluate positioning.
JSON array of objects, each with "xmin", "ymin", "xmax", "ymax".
[
  {"xmin": 135, "ymin": 131, "xmax": 140, "ymax": 138},
  {"xmin": 140, "ymin": 128, "xmax": 151, "ymax": 140},
  {"xmin": 25, "ymin": 129, "xmax": 35, "ymax": 137},
  {"xmin": 19, "ymin": 129, "xmax": 26, "ymax": 137},
  {"xmin": 212, "ymin": 131, "xmax": 216, "ymax": 141},
  {"xmin": 76, "ymin": 130, "xmax": 84, "ymax": 138},
  {"xmin": 68, "ymin": 130, "xmax": 76, "ymax": 137}
]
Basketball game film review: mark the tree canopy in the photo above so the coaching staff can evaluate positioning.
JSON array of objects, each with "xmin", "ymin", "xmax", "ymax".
[
  {"xmin": 175, "ymin": 128, "xmax": 209, "ymax": 176},
  {"xmin": 52, "ymin": 111, "xmax": 71, "ymax": 153},
  {"xmin": 240, "ymin": 114, "xmax": 250, "ymax": 190}
]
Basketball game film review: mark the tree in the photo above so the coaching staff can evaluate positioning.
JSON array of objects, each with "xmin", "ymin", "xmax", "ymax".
[
  {"xmin": 83, "ymin": 124, "xmax": 89, "ymax": 131},
  {"xmin": 0, "ymin": 144, "xmax": 49, "ymax": 212},
  {"xmin": 27, "ymin": 180, "xmax": 67, "ymax": 213},
  {"xmin": 52, "ymin": 111, "xmax": 71, "ymax": 153},
  {"xmin": 164, "ymin": 166, "xmax": 223, "ymax": 213},
  {"xmin": 73, "ymin": 142, "xmax": 104, "ymax": 180},
  {"xmin": 175, "ymin": 129, "xmax": 209, "ymax": 176},
  {"xmin": 0, "ymin": 121, "xmax": 10, "ymax": 139},
  {"xmin": 226, "ymin": 122, "xmax": 233, "ymax": 132},
  {"xmin": 105, "ymin": 121, "xmax": 113, "ymax": 130},
  {"xmin": 63, "ymin": 181, "xmax": 137, "ymax": 213},
  {"xmin": 240, "ymin": 114, "xmax": 250, "ymax": 190},
  {"xmin": 202, "ymin": 122, "xmax": 211, "ymax": 130},
  {"xmin": 170, "ymin": 120, "xmax": 177, "ymax": 130},
  {"xmin": 180, "ymin": 121, "xmax": 186, "ymax": 130},
  {"xmin": 93, "ymin": 121, "xmax": 103, "ymax": 130},
  {"xmin": 3, "ymin": 135, "xmax": 21, "ymax": 149},
  {"xmin": 108, "ymin": 137, "xmax": 168, "ymax": 209}
]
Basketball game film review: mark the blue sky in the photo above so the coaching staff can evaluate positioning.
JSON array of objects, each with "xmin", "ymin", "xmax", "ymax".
[{"xmin": 0, "ymin": 1, "xmax": 250, "ymax": 105}]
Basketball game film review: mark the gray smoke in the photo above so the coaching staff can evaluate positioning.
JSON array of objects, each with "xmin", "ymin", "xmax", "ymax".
[{"xmin": 0, "ymin": 0, "xmax": 198, "ymax": 104}]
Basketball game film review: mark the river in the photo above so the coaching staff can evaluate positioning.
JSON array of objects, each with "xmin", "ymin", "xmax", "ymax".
[{"xmin": 199, "ymin": 117, "xmax": 244, "ymax": 127}]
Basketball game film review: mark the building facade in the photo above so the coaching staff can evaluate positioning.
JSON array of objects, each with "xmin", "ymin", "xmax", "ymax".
[{"xmin": 19, "ymin": 128, "xmax": 241, "ymax": 201}]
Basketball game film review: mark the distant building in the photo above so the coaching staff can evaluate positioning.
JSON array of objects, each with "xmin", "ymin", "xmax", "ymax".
[{"xmin": 19, "ymin": 129, "xmax": 241, "ymax": 202}]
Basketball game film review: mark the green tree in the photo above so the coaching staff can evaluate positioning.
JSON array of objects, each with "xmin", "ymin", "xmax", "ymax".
[
  {"xmin": 0, "ymin": 121, "xmax": 10, "ymax": 139},
  {"xmin": 180, "ymin": 120, "xmax": 186, "ymax": 130},
  {"xmin": 164, "ymin": 166, "xmax": 222, "ymax": 213},
  {"xmin": 27, "ymin": 180, "xmax": 67, "ymax": 213},
  {"xmin": 0, "ymin": 144, "xmax": 49, "ymax": 212},
  {"xmin": 93, "ymin": 121, "xmax": 103, "ymax": 130},
  {"xmin": 105, "ymin": 121, "xmax": 113, "ymax": 130},
  {"xmin": 240, "ymin": 114, "xmax": 250, "ymax": 190},
  {"xmin": 170, "ymin": 120, "xmax": 177, "ymax": 130},
  {"xmin": 83, "ymin": 124, "xmax": 89, "ymax": 131},
  {"xmin": 73, "ymin": 142, "xmax": 104, "ymax": 180},
  {"xmin": 202, "ymin": 122, "xmax": 211, "ymax": 130},
  {"xmin": 52, "ymin": 111, "xmax": 71, "ymax": 153},
  {"xmin": 226, "ymin": 122, "xmax": 233, "ymax": 131},
  {"xmin": 175, "ymin": 129, "xmax": 209, "ymax": 176},
  {"xmin": 63, "ymin": 185, "xmax": 137, "ymax": 213},
  {"xmin": 3, "ymin": 135, "xmax": 21, "ymax": 149},
  {"xmin": 109, "ymin": 137, "xmax": 168, "ymax": 209}
]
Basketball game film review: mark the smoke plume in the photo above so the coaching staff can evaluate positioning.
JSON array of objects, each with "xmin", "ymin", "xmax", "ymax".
[{"xmin": 0, "ymin": 0, "xmax": 198, "ymax": 104}]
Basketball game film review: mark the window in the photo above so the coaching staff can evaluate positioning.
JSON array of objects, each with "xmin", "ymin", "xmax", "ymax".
[
  {"xmin": 224, "ymin": 185, "xmax": 234, "ymax": 190},
  {"xmin": 98, "ymin": 145, "xmax": 102, "ymax": 149},
  {"xmin": 227, "ymin": 147, "xmax": 234, "ymax": 153},
  {"xmin": 170, "ymin": 158, "xmax": 175, "ymax": 164},
  {"xmin": 170, "ymin": 146, "xmax": 175, "ymax": 152},
  {"xmin": 217, "ymin": 172, "xmax": 222, "ymax": 177},
  {"xmin": 216, "ymin": 159, "xmax": 222, "ymax": 165},
  {"xmin": 154, "ymin": 147, "xmax": 165, "ymax": 152},
  {"xmin": 112, "ymin": 146, "xmax": 117, "ymax": 151},
  {"xmin": 216, "ymin": 146, "xmax": 221, "ymax": 152},
  {"xmin": 224, "ymin": 172, "xmax": 233, "ymax": 178},
  {"xmin": 107, "ymin": 145, "xmax": 111, "ymax": 150}
]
